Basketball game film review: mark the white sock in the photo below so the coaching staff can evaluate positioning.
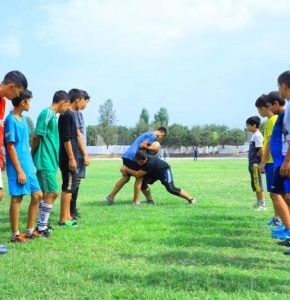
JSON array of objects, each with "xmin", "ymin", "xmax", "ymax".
[
  {"xmin": 26, "ymin": 228, "xmax": 34, "ymax": 235},
  {"xmin": 37, "ymin": 200, "xmax": 44, "ymax": 226},
  {"xmin": 12, "ymin": 231, "xmax": 20, "ymax": 238},
  {"xmin": 38, "ymin": 202, "xmax": 53, "ymax": 231}
]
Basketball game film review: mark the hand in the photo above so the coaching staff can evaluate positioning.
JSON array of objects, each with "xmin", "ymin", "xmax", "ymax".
[
  {"xmin": 259, "ymin": 163, "xmax": 265, "ymax": 173},
  {"xmin": 69, "ymin": 158, "xmax": 77, "ymax": 172},
  {"xmin": 84, "ymin": 154, "xmax": 90, "ymax": 166},
  {"xmin": 17, "ymin": 170, "xmax": 27, "ymax": 185},
  {"xmin": 280, "ymin": 160, "xmax": 290, "ymax": 177}
]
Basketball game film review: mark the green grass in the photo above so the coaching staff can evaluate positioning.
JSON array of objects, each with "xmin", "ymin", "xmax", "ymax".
[{"xmin": 0, "ymin": 159, "xmax": 289, "ymax": 300}]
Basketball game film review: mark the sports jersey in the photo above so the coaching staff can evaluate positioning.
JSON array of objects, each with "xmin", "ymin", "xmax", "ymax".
[
  {"xmin": 73, "ymin": 110, "xmax": 86, "ymax": 159},
  {"xmin": 270, "ymin": 111, "xmax": 288, "ymax": 168},
  {"xmin": 0, "ymin": 97, "xmax": 6, "ymax": 164},
  {"xmin": 140, "ymin": 155, "xmax": 169, "ymax": 175},
  {"xmin": 122, "ymin": 131, "xmax": 157, "ymax": 161},
  {"xmin": 33, "ymin": 107, "xmax": 59, "ymax": 172},
  {"xmin": 263, "ymin": 115, "xmax": 277, "ymax": 164},
  {"xmin": 248, "ymin": 130, "xmax": 263, "ymax": 164}
]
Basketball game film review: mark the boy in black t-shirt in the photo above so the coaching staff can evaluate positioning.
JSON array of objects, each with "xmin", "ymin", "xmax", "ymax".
[{"xmin": 121, "ymin": 150, "xmax": 196, "ymax": 205}]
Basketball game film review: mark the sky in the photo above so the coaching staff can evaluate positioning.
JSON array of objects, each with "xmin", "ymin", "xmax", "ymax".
[{"xmin": 1, "ymin": 0, "xmax": 290, "ymax": 129}]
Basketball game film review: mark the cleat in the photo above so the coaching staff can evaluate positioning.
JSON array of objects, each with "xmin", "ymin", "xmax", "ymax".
[
  {"xmin": 10, "ymin": 233, "xmax": 30, "ymax": 244},
  {"xmin": 58, "ymin": 220, "xmax": 78, "ymax": 227},
  {"xmin": 272, "ymin": 225, "xmax": 285, "ymax": 234},
  {"xmin": 188, "ymin": 199, "xmax": 197, "ymax": 205},
  {"xmin": 35, "ymin": 227, "xmax": 51, "ymax": 238},
  {"xmin": 277, "ymin": 238, "xmax": 290, "ymax": 247},
  {"xmin": 265, "ymin": 217, "xmax": 283, "ymax": 227},
  {"xmin": 105, "ymin": 196, "xmax": 114, "ymax": 205}
]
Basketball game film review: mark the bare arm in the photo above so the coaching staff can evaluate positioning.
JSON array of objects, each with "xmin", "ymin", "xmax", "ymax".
[
  {"xmin": 260, "ymin": 141, "xmax": 270, "ymax": 172},
  {"xmin": 77, "ymin": 128, "xmax": 89, "ymax": 166},
  {"xmin": 6, "ymin": 142, "xmax": 26, "ymax": 184},
  {"xmin": 31, "ymin": 135, "xmax": 41, "ymax": 158},
  {"xmin": 139, "ymin": 141, "xmax": 159, "ymax": 152},
  {"xmin": 64, "ymin": 141, "xmax": 77, "ymax": 171},
  {"xmin": 121, "ymin": 166, "xmax": 147, "ymax": 178},
  {"xmin": 280, "ymin": 141, "xmax": 290, "ymax": 177}
]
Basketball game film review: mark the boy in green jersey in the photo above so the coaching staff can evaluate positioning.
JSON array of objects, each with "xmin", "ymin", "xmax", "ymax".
[{"xmin": 31, "ymin": 91, "xmax": 70, "ymax": 236}]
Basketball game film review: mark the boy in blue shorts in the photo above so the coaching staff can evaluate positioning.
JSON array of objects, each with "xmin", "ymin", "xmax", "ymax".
[
  {"xmin": 265, "ymin": 91, "xmax": 290, "ymax": 240},
  {"xmin": 255, "ymin": 95, "xmax": 280, "ymax": 222},
  {"xmin": 246, "ymin": 116, "xmax": 266, "ymax": 210},
  {"xmin": 31, "ymin": 91, "xmax": 70, "ymax": 237},
  {"xmin": 5, "ymin": 90, "xmax": 42, "ymax": 243},
  {"xmin": 106, "ymin": 127, "xmax": 167, "ymax": 205}
]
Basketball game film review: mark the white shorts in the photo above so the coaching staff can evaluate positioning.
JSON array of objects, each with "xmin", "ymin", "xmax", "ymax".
[{"xmin": 0, "ymin": 170, "xmax": 3, "ymax": 189}]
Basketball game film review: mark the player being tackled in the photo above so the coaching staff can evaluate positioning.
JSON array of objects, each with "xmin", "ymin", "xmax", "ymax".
[{"xmin": 121, "ymin": 150, "xmax": 196, "ymax": 205}]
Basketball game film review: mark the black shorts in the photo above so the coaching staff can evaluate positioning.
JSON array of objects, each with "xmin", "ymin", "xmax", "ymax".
[
  {"xmin": 122, "ymin": 158, "xmax": 140, "ymax": 171},
  {"xmin": 76, "ymin": 158, "xmax": 86, "ymax": 178},
  {"xmin": 61, "ymin": 169, "xmax": 77, "ymax": 193},
  {"xmin": 271, "ymin": 166, "xmax": 290, "ymax": 194}
]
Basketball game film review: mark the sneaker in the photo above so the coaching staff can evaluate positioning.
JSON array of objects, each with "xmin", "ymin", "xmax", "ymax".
[
  {"xmin": 58, "ymin": 220, "xmax": 78, "ymax": 227},
  {"xmin": 132, "ymin": 201, "xmax": 140, "ymax": 205},
  {"xmin": 0, "ymin": 244, "xmax": 8, "ymax": 255},
  {"xmin": 146, "ymin": 199, "xmax": 155, "ymax": 205},
  {"xmin": 277, "ymin": 238, "xmax": 290, "ymax": 247},
  {"xmin": 10, "ymin": 233, "xmax": 30, "ymax": 244},
  {"xmin": 25, "ymin": 230, "xmax": 43, "ymax": 239},
  {"xmin": 105, "ymin": 196, "xmax": 115, "ymax": 205},
  {"xmin": 253, "ymin": 202, "xmax": 259, "ymax": 209},
  {"xmin": 272, "ymin": 225, "xmax": 285, "ymax": 234},
  {"xmin": 35, "ymin": 227, "xmax": 51, "ymax": 238},
  {"xmin": 266, "ymin": 217, "xmax": 283, "ymax": 227},
  {"xmin": 188, "ymin": 199, "xmax": 197, "ymax": 205},
  {"xmin": 283, "ymin": 250, "xmax": 290, "ymax": 255},
  {"xmin": 272, "ymin": 228, "xmax": 290, "ymax": 240},
  {"xmin": 256, "ymin": 205, "xmax": 267, "ymax": 211}
]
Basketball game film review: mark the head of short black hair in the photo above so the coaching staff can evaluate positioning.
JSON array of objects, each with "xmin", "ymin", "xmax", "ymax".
[
  {"xmin": 266, "ymin": 91, "xmax": 286, "ymax": 106},
  {"xmin": 157, "ymin": 126, "xmax": 167, "ymax": 136},
  {"xmin": 255, "ymin": 94, "xmax": 268, "ymax": 108},
  {"xmin": 68, "ymin": 88, "xmax": 83, "ymax": 103},
  {"xmin": 136, "ymin": 149, "xmax": 147, "ymax": 161},
  {"xmin": 278, "ymin": 71, "xmax": 290, "ymax": 88},
  {"xmin": 12, "ymin": 89, "xmax": 32, "ymax": 107},
  {"xmin": 2, "ymin": 70, "xmax": 28, "ymax": 89},
  {"xmin": 246, "ymin": 116, "xmax": 260, "ymax": 128},
  {"xmin": 82, "ymin": 90, "xmax": 90, "ymax": 101},
  {"xmin": 53, "ymin": 90, "xmax": 69, "ymax": 104}
]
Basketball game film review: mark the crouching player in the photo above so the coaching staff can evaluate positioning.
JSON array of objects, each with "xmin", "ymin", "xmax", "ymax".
[{"xmin": 121, "ymin": 150, "xmax": 196, "ymax": 205}]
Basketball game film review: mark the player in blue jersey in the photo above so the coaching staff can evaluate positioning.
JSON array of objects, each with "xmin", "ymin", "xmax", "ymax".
[
  {"xmin": 265, "ymin": 91, "xmax": 290, "ymax": 240},
  {"xmin": 106, "ymin": 127, "xmax": 167, "ymax": 205}
]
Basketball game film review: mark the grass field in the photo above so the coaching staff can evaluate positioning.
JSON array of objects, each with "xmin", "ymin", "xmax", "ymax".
[{"xmin": 0, "ymin": 159, "xmax": 289, "ymax": 300}]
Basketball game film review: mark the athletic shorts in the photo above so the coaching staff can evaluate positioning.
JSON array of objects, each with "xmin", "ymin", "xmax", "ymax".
[
  {"xmin": 76, "ymin": 158, "xmax": 86, "ymax": 178},
  {"xmin": 36, "ymin": 171, "xmax": 58, "ymax": 193},
  {"xmin": 248, "ymin": 163, "xmax": 264, "ymax": 192},
  {"xmin": 270, "ymin": 166, "xmax": 290, "ymax": 194},
  {"xmin": 60, "ymin": 169, "xmax": 77, "ymax": 193},
  {"xmin": 122, "ymin": 158, "xmax": 140, "ymax": 171},
  {"xmin": 265, "ymin": 163, "xmax": 274, "ymax": 192},
  {"xmin": 0, "ymin": 170, "xmax": 3, "ymax": 189},
  {"xmin": 8, "ymin": 172, "xmax": 41, "ymax": 196}
]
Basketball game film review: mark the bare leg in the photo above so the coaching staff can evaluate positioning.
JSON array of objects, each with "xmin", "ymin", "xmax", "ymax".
[
  {"xmin": 271, "ymin": 193, "xmax": 290, "ymax": 228},
  {"xmin": 108, "ymin": 175, "xmax": 130, "ymax": 200},
  {"xmin": 26, "ymin": 191, "xmax": 42, "ymax": 230},
  {"xmin": 142, "ymin": 187, "xmax": 153, "ymax": 200},
  {"xmin": 45, "ymin": 192, "xmax": 58, "ymax": 205},
  {"xmin": 179, "ymin": 189, "xmax": 193, "ymax": 201},
  {"xmin": 256, "ymin": 191, "xmax": 264, "ymax": 201},
  {"xmin": 10, "ymin": 196, "xmax": 23, "ymax": 233},
  {"xmin": 60, "ymin": 191, "xmax": 72, "ymax": 223},
  {"xmin": 133, "ymin": 177, "xmax": 143, "ymax": 203}
]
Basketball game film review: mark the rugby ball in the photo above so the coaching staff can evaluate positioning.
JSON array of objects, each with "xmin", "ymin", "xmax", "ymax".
[{"xmin": 147, "ymin": 141, "xmax": 160, "ymax": 155}]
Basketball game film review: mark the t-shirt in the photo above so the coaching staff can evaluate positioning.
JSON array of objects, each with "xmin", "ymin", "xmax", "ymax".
[
  {"xmin": 248, "ymin": 130, "xmax": 263, "ymax": 164},
  {"xmin": 270, "ymin": 111, "xmax": 288, "ymax": 168},
  {"xmin": 33, "ymin": 107, "xmax": 59, "ymax": 172},
  {"xmin": 0, "ymin": 97, "xmax": 6, "ymax": 164},
  {"xmin": 73, "ymin": 110, "xmax": 86, "ymax": 159},
  {"xmin": 283, "ymin": 101, "xmax": 290, "ymax": 142},
  {"xmin": 263, "ymin": 115, "xmax": 277, "ymax": 164},
  {"xmin": 122, "ymin": 131, "xmax": 157, "ymax": 161},
  {"xmin": 4, "ymin": 112, "xmax": 35, "ymax": 178},
  {"xmin": 139, "ymin": 155, "xmax": 169, "ymax": 175},
  {"xmin": 58, "ymin": 109, "xmax": 78, "ymax": 168}
]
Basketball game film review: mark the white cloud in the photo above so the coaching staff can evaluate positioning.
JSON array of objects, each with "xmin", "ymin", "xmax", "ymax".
[
  {"xmin": 0, "ymin": 35, "xmax": 21, "ymax": 58},
  {"xmin": 38, "ymin": 0, "xmax": 290, "ymax": 54}
]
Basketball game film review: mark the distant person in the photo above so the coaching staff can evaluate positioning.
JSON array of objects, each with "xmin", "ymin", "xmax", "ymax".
[
  {"xmin": 246, "ymin": 116, "xmax": 267, "ymax": 210},
  {"xmin": 0, "ymin": 70, "xmax": 27, "ymax": 251},
  {"xmin": 106, "ymin": 127, "xmax": 167, "ymax": 205},
  {"xmin": 31, "ymin": 91, "xmax": 70, "ymax": 237},
  {"xmin": 121, "ymin": 150, "xmax": 196, "ymax": 205},
  {"xmin": 5, "ymin": 90, "xmax": 42, "ymax": 243},
  {"xmin": 193, "ymin": 147, "xmax": 199, "ymax": 161},
  {"xmin": 255, "ymin": 95, "xmax": 280, "ymax": 225}
]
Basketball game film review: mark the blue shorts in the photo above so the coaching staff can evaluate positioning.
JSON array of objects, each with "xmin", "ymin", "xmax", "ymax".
[
  {"xmin": 249, "ymin": 163, "xmax": 264, "ymax": 192},
  {"xmin": 122, "ymin": 158, "xmax": 140, "ymax": 171},
  {"xmin": 265, "ymin": 163, "xmax": 274, "ymax": 192},
  {"xmin": 271, "ymin": 166, "xmax": 290, "ymax": 194},
  {"xmin": 8, "ymin": 172, "xmax": 41, "ymax": 196}
]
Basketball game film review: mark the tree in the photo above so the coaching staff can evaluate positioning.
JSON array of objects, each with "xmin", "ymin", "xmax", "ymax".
[
  {"xmin": 86, "ymin": 125, "xmax": 99, "ymax": 146},
  {"xmin": 228, "ymin": 128, "xmax": 246, "ymax": 147},
  {"xmin": 164, "ymin": 123, "xmax": 190, "ymax": 147},
  {"xmin": 97, "ymin": 99, "xmax": 118, "ymax": 148},
  {"xmin": 189, "ymin": 126, "xmax": 201, "ymax": 147},
  {"xmin": 116, "ymin": 126, "xmax": 134, "ymax": 145},
  {"xmin": 134, "ymin": 108, "xmax": 150, "ymax": 137},
  {"xmin": 153, "ymin": 107, "xmax": 169, "ymax": 128}
]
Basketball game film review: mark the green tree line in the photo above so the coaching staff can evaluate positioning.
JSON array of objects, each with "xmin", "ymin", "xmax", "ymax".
[{"xmin": 86, "ymin": 99, "xmax": 246, "ymax": 148}]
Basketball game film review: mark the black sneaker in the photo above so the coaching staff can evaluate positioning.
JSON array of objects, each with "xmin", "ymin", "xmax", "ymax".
[
  {"xmin": 283, "ymin": 250, "xmax": 290, "ymax": 255},
  {"xmin": 146, "ymin": 200, "xmax": 155, "ymax": 205},
  {"xmin": 188, "ymin": 199, "xmax": 197, "ymax": 205},
  {"xmin": 278, "ymin": 238, "xmax": 290, "ymax": 247},
  {"xmin": 36, "ymin": 227, "xmax": 51, "ymax": 238}
]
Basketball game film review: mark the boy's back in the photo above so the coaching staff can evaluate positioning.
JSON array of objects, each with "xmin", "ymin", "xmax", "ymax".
[{"xmin": 248, "ymin": 130, "xmax": 263, "ymax": 164}]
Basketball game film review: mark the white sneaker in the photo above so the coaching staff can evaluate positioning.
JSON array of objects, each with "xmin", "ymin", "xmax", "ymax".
[{"xmin": 256, "ymin": 205, "xmax": 268, "ymax": 211}]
